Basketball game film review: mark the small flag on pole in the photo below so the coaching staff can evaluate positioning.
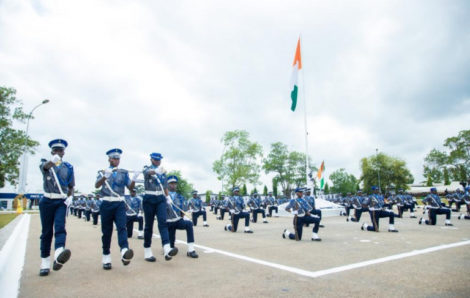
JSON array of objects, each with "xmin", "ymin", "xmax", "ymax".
[
  {"xmin": 290, "ymin": 38, "xmax": 302, "ymax": 112},
  {"xmin": 317, "ymin": 161, "xmax": 325, "ymax": 189}
]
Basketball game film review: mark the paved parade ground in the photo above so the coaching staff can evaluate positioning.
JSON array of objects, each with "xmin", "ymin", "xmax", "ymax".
[{"xmin": 2, "ymin": 210, "xmax": 470, "ymax": 298}]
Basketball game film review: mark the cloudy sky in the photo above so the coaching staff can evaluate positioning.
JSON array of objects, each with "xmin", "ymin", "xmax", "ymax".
[{"xmin": 1, "ymin": 0, "xmax": 469, "ymax": 194}]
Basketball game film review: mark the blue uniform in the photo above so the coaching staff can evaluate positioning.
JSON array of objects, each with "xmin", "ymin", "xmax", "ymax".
[
  {"xmin": 264, "ymin": 196, "xmax": 278, "ymax": 217},
  {"xmin": 125, "ymin": 195, "xmax": 143, "ymax": 238},
  {"xmin": 224, "ymin": 196, "xmax": 250, "ymax": 232},
  {"xmin": 142, "ymin": 165, "xmax": 170, "ymax": 248},
  {"xmin": 39, "ymin": 160, "xmax": 74, "ymax": 258},
  {"xmin": 97, "ymin": 168, "xmax": 131, "ymax": 255},
  {"xmin": 284, "ymin": 198, "xmax": 320, "ymax": 240},
  {"xmin": 248, "ymin": 196, "xmax": 266, "ymax": 223},
  {"xmin": 422, "ymin": 193, "xmax": 451, "ymax": 225},
  {"xmin": 167, "ymin": 191, "xmax": 195, "ymax": 248},
  {"xmin": 364, "ymin": 194, "xmax": 397, "ymax": 232},
  {"xmin": 91, "ymin": 199, "xmax": 101, "ymax": 225},
  {"xmin": 189, "ymin": 196, "xmax": 207, "ymax": 226}
]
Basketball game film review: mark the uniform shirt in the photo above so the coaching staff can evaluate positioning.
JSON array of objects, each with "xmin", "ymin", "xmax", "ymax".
[
  {"xmin": 285, "ymin": 197, "xmax": 312, "ymax": 217},
  {"xmin": 96, "ymin": 168, "xmax": 131, "ymax": 197},
  {"xmin": 125, "ymin": 195, "xmax": 142, "ymax": 215},
  {"xmin": 189, "ymin": 196, "xmax": 204, "ymax": 211},
  {"xmin": 85, "ymin": 199, "xmax": 92, "ymax": 210},
  {"xmin": 422, "ymin": 193, "xmax": 443, "ymax": 208},
  {"xmin": 167, "ymin": 191, "xmax": 186, "ymax": 222},
  {"xmin": 264, "ymin": 196, "xmax": 277, "ymax": 206},
  {"xmin": 225, "ymin": 196, "xmax": 245, "ymax": 213},
  {"xmin": 91, "ymin": 199, "xmax": 101, "ymax": 212},
  {"xmin": 305, "ymin": 195, "xmax": 316, "ymax": 210},
  {"xmin": 247, "ymin": 196, "xmax": 262, "ymax": 209},
  {"xmin": 40, "ymin": 160, "xmax": 75, "ymax": 196},
  {"xmin": 142, "ymin": 165, "xmax": 167, "ymax": 192}
]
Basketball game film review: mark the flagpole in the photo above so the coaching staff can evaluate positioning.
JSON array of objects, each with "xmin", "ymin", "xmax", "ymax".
[{"xmin": 300, "ymin": 35, "xmax": 310, "ymax": 187}]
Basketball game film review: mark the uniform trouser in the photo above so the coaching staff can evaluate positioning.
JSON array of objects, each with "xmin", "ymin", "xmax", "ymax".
[
  {"xmin": 168, "ymin": 218, "xmax": 194, "ymax": 248},
  {"xmin": 425, "ymin": 208, "xmax": 451, "ymax": 225},
  {"xmin": 100, "ymin": 201, "xmax": 129, "ymax": 255},
  {"xmin": 85, "ymin": 210, "xmax": 91, "ymax": 221},
  {"xmin": 453, "ymin": 202, "xmax": 464, "ymax": 211},
  {"xmin": 126, "ymin": 215, "xmax": 144, "ymax": 237},
  {"xmin": 70, "ymin": 207, "xmax": 74, "ymax": 215},
  {"xmin": 344, "ymin": 206, "xmax": 351, "ymax": 216},
  {"xmin": 251, "ymin": 209, "xmax": 266, "ymax": 222},
  {"xmin": 143, "ymin": 194, "xmax": 170, "ymax": 248},
  {"xmin": 210, "ymin": 205, "xmax": 214, "ymax": 212},
  {"xmin": 311, "ymin": 209, "xmax": 322, "ymax": 220},
  {"xmin": 39, "ymin": 197, "xmax": 67, "ymax": 258},
  {"xmin": 398, "ymin": 204, "xmax": 415, "ymax": 217},
  {"xmin": 351, "ymin": 208, "xmax": 367, "ymax": 222},
  {"xmin": 230, "ymin": 212, "xmax": 250, "ymax": 232},
  {"xmin": 214, "ymin": 206, "xmax": 219, "ymax": 215},
  {"xmin": 366, "ymin": 210, "xmax": 395, "ymax": 232},
  {"xmin": 73, "ymin": 208, "xmax": 78, "ymax": 216},
  {"xmin": 92, "ymin": 211, "xmax": 100, "ymax": 225},
  {"xmin": 77, "ymin": 209, "xmax": 82, "ymax": 218},
  {"xmin": 288, "ymin": 215, "xmax": 320, "ymax": 240},
  {"xmin": 219, "ymin": 208, "xmax": 228, "ymax": 220},
  {"xmin": 268, "ymin": 206, "xmax": 278, "ymax": 216},
  {"xmin": 192, "ymin": 210, "xmax": 207, "ymax": 226}
]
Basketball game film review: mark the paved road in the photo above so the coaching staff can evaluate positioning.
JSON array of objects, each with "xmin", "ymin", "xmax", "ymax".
[{"xmin": 19, "ymin": 209, "xmax": 470, "ymax": 297}]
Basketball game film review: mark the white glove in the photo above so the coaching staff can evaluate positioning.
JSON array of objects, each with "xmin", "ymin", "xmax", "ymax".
[
  {"xmin": 292, "ymin": 210, "xmax": 298, "ymax": 215},
  {"xmin": 183, "ymin": 215, "xmax": 191, "ymax": 221},
  {"xmin": 229, "ymin": 209, "xmax": 235, "ymax": 214},
  {"xmin": 65, "ymin": 196, "xmax": 73, "ymax": 207},
  {"xmin": 104, "ymin": 168, "xmax": 113, "ymax": 178},
  {"xmin": 155, "ymin": 167, "xmax": 166, "ymax": 175},
  {"xmin": 166, "ymin": 195, "xmax": 172, "ymax": 204},
  {"xmin": 51, "ymin": 154, "xmax": 61, "ymax": 164},
  {"xmin": 131, "ymin": 172, "xmax": 140, "ymax": 182}
]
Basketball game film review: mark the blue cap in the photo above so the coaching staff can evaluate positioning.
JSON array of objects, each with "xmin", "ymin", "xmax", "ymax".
[
  {"xmin": 232, "ymin": 186, "xmax": 240, "ymax": 192},
  {"xmin": 192, "ymin": 190, "xmax": 198, "ymax": 195},
  {"xmin": 371, "ymin": 186, "xmax": 378, "ymax": 191},
  {"xmin": 48, "ymin": 139, "xmax": 68, "ymax": 149},
  {"xmin": 106, "ymin": 148, "xmax": 122, "ymax": 159},
  {"xmin": 150, "ymin": 153, "xmax": 163, "ymax": 160},
  {"xmin": 295, "ymin": 187, "xmax": 304, "ymax": 193},
  {"xmin": 430, "ymin": 187, "xmax": 437, "ymax": 192},
  {"xmin": 167, "ymin": 175, "xmax": 178, "ymax": 183}
]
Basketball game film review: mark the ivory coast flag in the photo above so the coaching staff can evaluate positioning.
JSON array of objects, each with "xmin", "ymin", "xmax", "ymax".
[
  {"xmin": 290, "ymin": 38, "xmax": 302, "ymax": 111},
  {"xmin": 317, "ymin": 161, "xmax": 325, "ymax": 189}
]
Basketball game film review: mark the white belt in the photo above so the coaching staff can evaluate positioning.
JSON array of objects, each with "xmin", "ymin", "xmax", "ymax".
[
  {"xmin": 102, "ymin": 196, "xmax": 124, "ymax": 202},
  {"xmin": 145, "ymin": 190, "xmax": 164, "ymax": 196},
  {"xmin": 44, "ymin": 193, "xmax": 65, "ymax": 199}
]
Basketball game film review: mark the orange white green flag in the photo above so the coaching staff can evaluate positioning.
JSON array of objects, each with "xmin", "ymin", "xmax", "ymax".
[
  {"xmin": 317, "ymin": 161, "xmax": 325, "ymax": 189},
  {"xmin": 290, "ymin": 38, "xmax": 302, "ymax": 111}
]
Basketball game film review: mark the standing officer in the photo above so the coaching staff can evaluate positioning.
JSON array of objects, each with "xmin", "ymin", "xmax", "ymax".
[
  {"xmin": 38, "ymin": 139, "xmax": 74, "ymax": 276},
  {"xmin": 141, "ymin": 153, "xmax": 177, "ymax": 262},
  {"xmin": 84, "ymin": 195, "xmax": 92, "ymax": 222},
  {"xmin": 264, "ymin": 191, "xmax": 279, "ymax": 217},
  {"xmin": 361, "ymin": 186, "xmax": 399, "ymax": 232},
  {"xmin": 224, "ymin": 187, "xmax": 253, "ymax": 233},
  {"xmin": 91, "ymin": 195, "xmax": 101, "ymax": 226},
  {"xmin": 125, "ymin": 189, "xmax": 144, "ymax": 239},
  {"xmin": 419, "ymin": 187, "xmax": 453, "ymax": 226},
  {"xmin": 188, "ymin": 191, "xmax": 209, "ymax": 227},
  {"xmin": 283, "ymin": 188, "xmax": 321, "ymax": 241},
  {"xmin": 166, "ymin": 175, "xmax": 199, "ymax": 258},
  {"xmin": 95, "ymin": 148, "xmax": 136, "ymax": 270}
]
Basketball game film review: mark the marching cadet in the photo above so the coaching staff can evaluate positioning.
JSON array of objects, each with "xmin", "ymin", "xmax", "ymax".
[
  {"xmin": 282, "ymin": 187, "xmax": 321, "ymax": 241},
  {"xmin": 76, "ymin": 196, "xmax": 83, "ymax": 219},
  {"xmin": 166, "ymin": 175, "xmax": 199, "ymax": 258},
  {"xmin": 95, "ymin": 148, "xmax": 137, "ymax": 270},
  {"xmin": 361, "ymin": 186, "xmax": 399, "ymax": 232},
  {"xmin": 264, "ymin": 191, "xmax": 279, "ymax": 217},
  {"xmin": 125, "ymin": 189, "xmax": 144, "ymax": 239},
  {"xmin": 224, "ymin": 187, "xmax": 253, "ymax": 233},
  {"xmin": 419, "ymin": 187, "xmax": 453, "ymax": 226},
  {"xmin": 84, "ymin": 195, "xmax": 92, "ymax": 222},
  {"xmin": 141, "ymin": 153, "xmax": 177, "ymax": 262},
  {"xmin": 188, "ymin": 190, "xmax": 209, "ymax": 227},
  {"xmin": 69, "ymin": 197, "xmax": 75, "ymax": 216},
  {"xmin": 458, "ymin": 187, "xmax": 470, "ymax": 220},
  {"xmin": 91, "ymin": 195, "xmax": 101, "ymax": 226},
  {"xmin": 248, "ymin": 191, "xmax": 268, "ymax": 223},
  {"xmin": 38, "ymin": 139, "xmax": 74, "ymax": 276}
]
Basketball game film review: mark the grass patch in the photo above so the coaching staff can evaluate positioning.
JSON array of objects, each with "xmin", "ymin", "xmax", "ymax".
[{"xmin": 0, "ymin": 214, "xmax": 19, "ymax": 229}]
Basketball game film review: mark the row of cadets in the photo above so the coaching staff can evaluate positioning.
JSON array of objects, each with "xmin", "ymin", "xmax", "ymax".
[
  {"xmin": 188, "ymin": 190, "xmax": 209, "ymax": 227},
  {"xmin": 247, "ymin": 191, "xmax": 268, "ymax": 223},
  {"xmin": 125, "ymin": 189, "xmax": 144, "ymax": 239},
  {"xmin": 283, "ymin": 187, "xmax": 321, "ymax": 241},
  {"xmin": 95, "ymin": 148, "xmax": 137, "ymax": 270},
  {"xmin": 360, "ymin": 186, "xmax": 399, "ymax": 232},
  {"xmin": 224, "ymin": 187, "xmax": 253, "ymax": 233},
  {"xmin": 264, "ymin": 191, "xmax": 279, "ymax": 217},
  {"xmin": 166, "ymin": 175, "xmax": 199, "ymax": 258},
  {"xmin": 141, "ymin": 152, "xmax": 178, "ymax": 262},
  {"xmin": 419, "ymin": 187, "xmax": 453, "ymax": 226},
  {"xmin": 38, "ymin": 139, "xmax": 74, "ymax": 276}
]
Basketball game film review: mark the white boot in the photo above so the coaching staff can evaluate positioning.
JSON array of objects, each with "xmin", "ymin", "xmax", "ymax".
[
  {"xmin": 244, "ymin": 226, "xmax": 253, "ymax": 233},
  {"xmin": 445, "ymin": 219, "xmax": 453, "ymax": 226},
  {"xmin": 138, "ymin": 230, "xmax": 144, "ymax": 239},
  {"xmin": 388, "ymin": 224, "xmax": 398, "ymax": 232},
  {"xmin": 263, "ymin": 218, "xmax": 268, "ymax": 223},
  {"xmin": 121, "ymin": 248, "xmax": 133, "ymax": 265},
  {"xmin": 54, "ymin": 247, "xmax": 64, "ymax": 260},
  {"xmin": 163, "ymin": 244, "xmax": 177, "ymax": 260},
  {"xmin": 203, "ymin": 221, "xmax": 209, "ymax": 227},
  {"xmin": 41, "ymin": 256, "xmax": 50, "ymax": 269},
  {"xmin": 361, "ymin": 223, "xmax": 368, "ymax": 230},
  {"xmin": 282, "ymin": 229, "xmax": 290, "ymax": 239},
  {"xmin": 102, "ymin": 254, "xmax": 112, "ymax": 270},
  {"xmin": 53, "ymin": 247, "xmax": 71, "ymax": 271},
  {"xmin": 311, "ymin": 233, "xmax": 321, "ymax": 241}
]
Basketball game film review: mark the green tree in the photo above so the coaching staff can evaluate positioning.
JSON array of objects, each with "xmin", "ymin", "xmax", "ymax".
[
  {"xmin": 272, "ymin": 178, "xmax": 278, "ymax": 197},
  {"xmin": 324, "ymin": 183, "xmax": 330, "ymax": 194},
  {"xmin": 213, "ymin": 130, "xmax": 263, "ymax": 192},
  {"xmin": 263, "ymin": 185, "xmax": 268, "ymax": 196},
  {"xmin": 443, "ymin": 168, "xmax": 450, "ymax": 185},
  {"xmin": 426, "ymin": 174, "xmax": 433, "ymax": 187},
  {"xmin": 251, "ymin": 187, "xmax": 258, "ymax": 195},
  {"xmin": 242, "ymin": 184, "xmax": 247, "ymax": 196},
  {"xmin": 262, "ymin": 142, "xmax": 316, "ymax": 195},
  {"xmin": 205, "ymin": 190, "xmax": 211, "ymax": 204},
  {"xmin": 0, "ymin": 87, "xmax": 40, "ymax": 188},
  {"xmin": 167, "ymin": 170, "xmax": 193, "ymax": 198},
  {"xmin": 360, "ymin": 152, "xmax": 414, "ymax": 193},
  {"xmin": 329, "ymin": 168, "xmax": 358, "ymax": 195}
]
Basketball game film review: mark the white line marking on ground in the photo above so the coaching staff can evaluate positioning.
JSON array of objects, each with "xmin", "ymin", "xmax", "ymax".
[
  {"xmin": 144, "ymin": 229, "xmax": 470, "ymax": 279},
  {"xmin": 0, "ymin": 214, "xmax": 31, "ymax": 298}
]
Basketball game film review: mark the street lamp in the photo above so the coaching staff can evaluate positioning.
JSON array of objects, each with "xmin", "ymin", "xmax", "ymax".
[
  {"xmin": 17, "ymin": 99, "xmax": 50, "ymax": 194},
  {"xmin": 376, "ymin": 148, "xmax": 381, "ymax": 193}
]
